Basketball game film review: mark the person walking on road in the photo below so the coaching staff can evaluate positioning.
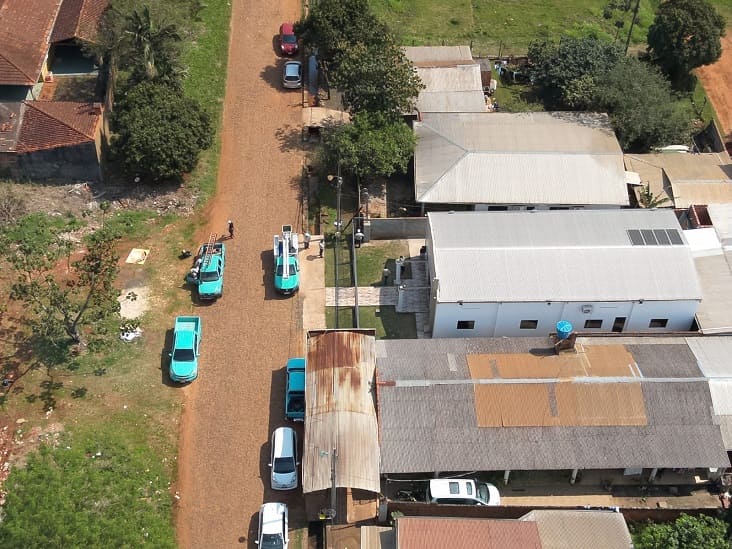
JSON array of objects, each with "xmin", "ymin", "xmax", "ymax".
[
  {"xmin": 303, "ymin": 232, "xmax": 311, "ymax": 249},
  {"xmin": 319, "ymin": 239, "xmax": 325, "ymax": 258},
  {"xmin": 227, "ymin": 220, "xmax": 235, "ymax": 239}
]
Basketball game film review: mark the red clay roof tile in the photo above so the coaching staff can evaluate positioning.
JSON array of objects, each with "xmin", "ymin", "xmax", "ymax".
[
  {"xmin": 17, "ymin": 100, "xmax": 101, "ymax": 152},
  {"xmin": 0, "ymin": 0, "xmax": 63, "ymax": 85},
  {"xmin": 51, "ymin": 0, "xmax": 109, "ymax": 43},
  {"xmin": 397, "ymin": 516, "xmax": 542, "ymax": 549}
]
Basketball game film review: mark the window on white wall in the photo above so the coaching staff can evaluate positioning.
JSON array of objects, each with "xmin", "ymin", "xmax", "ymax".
[
  {"xmin": 584, "ymin": 319, "xmax": 603, "ymax": 329},
  {"xmin": 520, "ymin": 320, "xmax": 538, "ymax": 329},
  {"xmin": 457, "ymin": 320, "xmax": 475, "ymax": 330},
  {"xmin": 649, "ymin": 318, "xmax": 668, "ymax": 328}
]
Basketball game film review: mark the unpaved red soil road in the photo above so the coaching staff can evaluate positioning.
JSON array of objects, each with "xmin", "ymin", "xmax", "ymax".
[
  {"xmin": 175, "ymin": 0, "xmax": 306, "ymax": 546},
  {"xmin": 697, "ymin": 34, "xmax": 732, "ymax": 140}
]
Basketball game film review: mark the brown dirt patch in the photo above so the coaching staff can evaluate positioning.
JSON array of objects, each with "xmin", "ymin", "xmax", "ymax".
[{"xmin": 697, "ymin": 33, "xmax": 732, "ymax": 141}]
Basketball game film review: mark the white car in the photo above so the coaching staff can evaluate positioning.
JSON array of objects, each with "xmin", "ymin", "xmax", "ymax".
[
  {"xmin": 426, "ymin": 478, "xmax": 501, "ymax": 506},
  {"xmin": 255, "ymin": 502, "xmax": 288, "ymax": 549},
  {"xmin": 269, "ymin": 427, "xmax": 298, "ymax": 490}
]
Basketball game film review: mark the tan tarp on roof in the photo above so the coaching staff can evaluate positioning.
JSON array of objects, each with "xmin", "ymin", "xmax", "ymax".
[
  {"xmin": 468, "ymin": 345, "xmax": 647, "ymax": 427},
  {"xmin": 466, "ymin": 345, "xmax": 640, "ymax": 379}
]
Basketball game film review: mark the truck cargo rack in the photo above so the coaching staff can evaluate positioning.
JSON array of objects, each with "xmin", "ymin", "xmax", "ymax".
[{"xmin": 201, "ymin": 233, "xmax": 217, "ymax": 267}]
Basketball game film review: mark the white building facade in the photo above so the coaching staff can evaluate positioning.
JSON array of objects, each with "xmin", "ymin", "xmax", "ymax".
[{"xmin": 427, "ymin": 210, "xmax": 702, "ymax": 338}]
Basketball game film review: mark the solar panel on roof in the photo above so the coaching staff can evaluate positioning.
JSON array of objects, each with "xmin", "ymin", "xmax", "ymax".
[
  {"xmin": 627, "ymin": 229, "xmax": 644, "ymax": 246},
  {"xmin": 667, "ymin": 229, "xmax": 683, "ymax": 245},
  {"xmin": 654, "ymin": 229, "xmax": 671, "ymax": 245},
  {"xmin": 641, "ymin": 229, "xmax": 658, "ymax": 245}
]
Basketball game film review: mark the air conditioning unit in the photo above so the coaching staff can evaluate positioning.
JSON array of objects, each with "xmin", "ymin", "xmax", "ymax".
[{"xmin": 581, "ymin": 304, "xmax": 593, "ymax": 314}]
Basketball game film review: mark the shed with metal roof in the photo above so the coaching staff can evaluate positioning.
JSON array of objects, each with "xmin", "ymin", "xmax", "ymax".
[{"xmin": 302, "ymin": 330, "xmax": 381, "ymax": 522}]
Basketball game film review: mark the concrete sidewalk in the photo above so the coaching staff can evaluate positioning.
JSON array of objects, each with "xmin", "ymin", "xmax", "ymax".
[{"xmin": 299, "ymin": 234, "xmax": 326, "ymax": 331}]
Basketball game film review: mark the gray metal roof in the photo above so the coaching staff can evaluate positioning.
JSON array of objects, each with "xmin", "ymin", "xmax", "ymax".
[
  {"xmin": 428, "ymin": 210, "xmax": 702, "ymax": 303},
  {"xmin": 303, "ymin": 330, "xmax": 380, "ymax": 494},
  {"xmin": 414, "ymin": 65, "xmax": 486, "ymax": 113},
  {"xmin": 376, "ymin": 337, "xmax": 730, "ymax": 472},
  {"xmin": 404, "ymin": 45, "xmax": 474, "ymax": 66},
  {"xmin": 414, "ymin": 112, "xmax": 629, "ymax": 205}
]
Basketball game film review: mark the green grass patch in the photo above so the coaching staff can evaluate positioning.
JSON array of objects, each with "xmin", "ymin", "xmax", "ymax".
[
  {"xmin": 103, "ymin": 209, "xmax": 157, "ymax": 240},
  {"xmin": 358, "ymin": 306, "xmax": 417, "ymax": 338},
  {"xmin": 371, "ymin": 0, "xmax": 663, "ymax": 56},
  {"xmin": 182, "ymin": 0, "xmax": 232, "ymax": 202},
  {"xmin": 354, "ymin": 240, "xmax": 411, "ymax": 286},
  {"xmin": 326, "ymin": 306, "xmax": 418, "ymax": 338},
  {"xmin": 0, "ymin": 424, "xmax": 176, "ymax": 547},
  {"xmin": 493, "ymin": 81, "xmax": 544, "ymax": 112}
]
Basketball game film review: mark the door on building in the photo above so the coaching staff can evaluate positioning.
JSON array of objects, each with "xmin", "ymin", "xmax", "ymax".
[{"xmin": 612, "ymin": 317, "xmax": 626, "ymax": 333}]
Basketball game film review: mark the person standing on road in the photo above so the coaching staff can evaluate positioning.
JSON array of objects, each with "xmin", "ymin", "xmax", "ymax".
[
  {"xmin": 303, "ymin": 232, "xmax": 311, "ymax": 249},
  {"xmin": 227, "ymin": 220, "xmax": 235, "ymax": 239},
  {"xmin": 319, "ymin": 239, "xmax": 325, "ymax": 258}
]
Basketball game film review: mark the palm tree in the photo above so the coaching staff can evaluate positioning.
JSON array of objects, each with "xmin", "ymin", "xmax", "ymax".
[
  {"xmin": 638, "ymin": 182, "xmax": 671, "ymax": 208},
  {"xmin": 123, "ymin": 7, "xmax": 181, "ymax": 81}
]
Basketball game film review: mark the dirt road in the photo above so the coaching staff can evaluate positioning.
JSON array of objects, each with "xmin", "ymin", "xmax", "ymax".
[
  {"xmin": 697, "ymin": 34, "xmax": 732, "ymax": 141},
  {"xmin": 175, "ymin": 0, "xmax": 306, "ymax": 546}
]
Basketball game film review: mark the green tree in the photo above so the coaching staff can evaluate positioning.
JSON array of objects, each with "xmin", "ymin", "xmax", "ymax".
[
  {"xmin": 331, "ymin": 41, "xmax": 424, "ymax": 115},
  {"xmin": 321, "ymin": 112, "xmax": 416, "ymax": 181},
  {"xmin": 122, "ymin": 6, "xmax": 183, "ymax": 85},
  {"xmin": 638, "ymin": 183, "xmax": 671, "ymax": 208},
  {"xmin": 294, "ymin": 0, "xmax": 389, "ymax": 67},
  {"xmin": 2, "ymin": 216, "xmax": 122, "ymax": 346},
  {"xmin": 634, "ymin": 514, "xmax": 730, "ymax": 549},
  {"xmin": 527, "ymin": 36, "xmax": 623, "ymax": 108},
  {"xmin": 596, "ymin": 57, "xmax": 692, "ymax": 151},
  {"xmin": 0, "ymin": 428, "xmax": 175, "ymax": 548},
  {"xmin": 647, "ymin": 0, "xmax": 726, "ymax": 89},
  {"xmin": 112, "ymin": 81, "xmax": 213, "ymax": 181}
]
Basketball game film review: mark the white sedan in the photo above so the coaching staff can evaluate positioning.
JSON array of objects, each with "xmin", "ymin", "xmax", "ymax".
[{"xmin": 255, "ymin": 502, "xmax": 288, "ymax": 549}]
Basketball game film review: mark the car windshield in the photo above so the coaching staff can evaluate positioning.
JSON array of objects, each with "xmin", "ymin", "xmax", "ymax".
[
  {"xmin": 199, "ymin": 271, "xmax": 220, "ymax": 282},
  {"xmin": 173, "ymin": 349, "xmax": 194, "ymax": 362},
  {"xmin": 282, "ymin": 34, "xmax": 296, "ymax": 44},
  {"xmin": 273, "ymin": 456, "xmax": 295, "ymax": 474},
  {"xmin": 260, "ymin": 533, "xmax": 284, "ymax": 549},
  {"xmin": 477, "ymin": 483, "xmax": 490, "ymax": 503},
  {"xmin": 276, "ymin": 264, "xmax": 297, "ymax": 276}
]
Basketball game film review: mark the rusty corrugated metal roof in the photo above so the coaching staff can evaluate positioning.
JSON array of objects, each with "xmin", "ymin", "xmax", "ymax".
[{"xmin": 302, "ymin": 330, "xmax": 380, "ymax": 494}]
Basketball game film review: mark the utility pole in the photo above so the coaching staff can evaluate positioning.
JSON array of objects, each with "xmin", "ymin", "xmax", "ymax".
[{"xmin": 330, "ymin": 447, "xmax": 338, "ymax": 522}]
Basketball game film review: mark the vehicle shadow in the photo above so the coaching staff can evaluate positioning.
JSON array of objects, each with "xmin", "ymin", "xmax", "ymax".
[
  {"xmin": 244, "ymin": 511, "xmax": 258, "ymax": 547},
  {"xmin": 159, "ymin": 328, "xmax": 180, "ymax": 387}
]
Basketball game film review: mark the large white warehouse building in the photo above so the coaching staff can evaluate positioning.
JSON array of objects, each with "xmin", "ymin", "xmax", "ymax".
[{"xmin": 426, "ymin": 210, "xmax": 702, "ymax": 338}]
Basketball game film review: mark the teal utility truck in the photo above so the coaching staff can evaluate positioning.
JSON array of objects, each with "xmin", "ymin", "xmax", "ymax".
[
  {"xmin": 188, "ymin": 234, "xmax": 226, "ymax": 300},
  {"xmin": 273, "ymin": 225, "xmax": 300, "ymax": 295},
  {"xmin": 285, "ymin": 357, "xmax": 306, "ymax": 421},
  {"xmin": 169, "ymin": 316, "xmax": 202, "ymax": 383}
]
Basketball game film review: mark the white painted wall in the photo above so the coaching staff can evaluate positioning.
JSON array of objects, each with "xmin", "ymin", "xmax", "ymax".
[{"xmin": 431, "ymin": 299, "xmax": 699, "ymax": 338}]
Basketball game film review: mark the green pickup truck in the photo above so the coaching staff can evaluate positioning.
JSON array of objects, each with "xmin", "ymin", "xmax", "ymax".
[{"xmin": 169, "ymin": 316, "xmax": 201, "ymax": 383}]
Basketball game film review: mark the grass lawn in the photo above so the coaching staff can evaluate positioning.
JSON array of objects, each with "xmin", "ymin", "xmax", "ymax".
[
  {"xmin": 371, "ymin": 1, "xmax": 732, "ymax": 56},
  {"xmin": 324, "ymin": 237, "xmax": 411, "ymax": 287},
  {"xmin": 492, "ymin": 80, "xmax": 544, "ymax": 112},
  {"xmin": 370, "ymin": 0, "xmax": 661, "ymax": 56},
  {"xmin": 326, "ymin": 306, "xmax": 418, "ymax": 338},
  {"xmin": 182, "ymin": 0, "xmax": 232, "ymax": 202}
]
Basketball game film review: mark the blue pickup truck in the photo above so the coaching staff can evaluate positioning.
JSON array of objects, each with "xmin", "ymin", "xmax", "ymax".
[
  {"xmin": 195, "ymin": 242, "xmax": 226, "ymax": 300},
  {"xmin": 169, "ymin": 316, "xmax": 202, "ymax": 383},
  {"xmin": 285, "ymin": 357, "xmax": 306, "ymax": 421}
]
